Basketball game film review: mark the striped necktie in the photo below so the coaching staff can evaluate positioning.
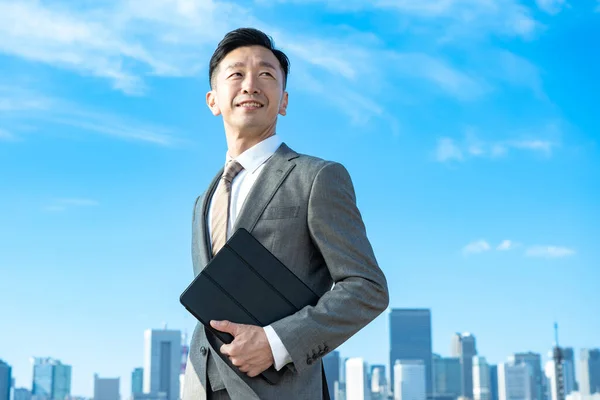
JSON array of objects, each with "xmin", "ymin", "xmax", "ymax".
[{"xmin": 210, "ymin": 159, "xmax": 244, "ymax": 255}]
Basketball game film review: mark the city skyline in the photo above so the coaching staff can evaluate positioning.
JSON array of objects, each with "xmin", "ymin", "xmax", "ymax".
[
  {"xmin": 2, "ymin": 0, "xmax": 599, "ymax": 398},
  {"xmin": 2, "ymin": 316, "xmax": 598, "ymax": 399}
]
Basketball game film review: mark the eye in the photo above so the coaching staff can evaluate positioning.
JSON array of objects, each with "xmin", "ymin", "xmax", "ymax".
[
  {"xmin": 229, "ymin": 72, "xmax": 242, "ymax": 78},
  {"xmin": 260, "ymin": 72, "xmax": 274, "ymax": 77}
]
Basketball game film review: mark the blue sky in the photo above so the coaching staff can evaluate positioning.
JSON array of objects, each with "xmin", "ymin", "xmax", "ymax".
[{"xmin": 1, "ymin": 0, "xmax": 599, "ymax": 397}]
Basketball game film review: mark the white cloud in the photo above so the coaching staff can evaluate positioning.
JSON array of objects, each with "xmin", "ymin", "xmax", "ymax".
[
  {"xmin": 44, "ymin": 198, "xmax": 99, "ymax": 212},
  {"xmin": 0, "ymin": 86, "xmax": 182, "ymax": 146},
  {"xmin": 436, "ymin": 138, "xmax": 464, "ymax": 162},
  {"xmin": 535, "ymin": 0, "xmax": 567, "ymax": 15},
  {"xmin": 497, "ymin": 240, "xmax": 518, "ymax": 251},
  {"xmin": 526, "ymin": 246, "xmax": 575, "ymax": 258},
  {"xmin": 435, "ymin": 125, "xmax": 559, "ymax": 163},
  {"xmin": 463, "ymin": 240, "xmax": 491, "ymax": 255}
]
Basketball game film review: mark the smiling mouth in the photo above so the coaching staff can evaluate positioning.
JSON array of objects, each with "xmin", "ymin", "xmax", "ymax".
[{"xmin": 237, "ymin": 101, "xmax": 264, "ymax": 108}]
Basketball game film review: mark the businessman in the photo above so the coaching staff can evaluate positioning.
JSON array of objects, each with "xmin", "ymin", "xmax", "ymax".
[{"xmin": 182, "ymin": 27, "xmax": 389, "ymax": 400}]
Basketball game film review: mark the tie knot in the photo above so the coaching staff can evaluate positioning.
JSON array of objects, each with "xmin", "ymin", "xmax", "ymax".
[{"xmin": 222, "ymin": 160, "xmax": 243, "ymax": 183}]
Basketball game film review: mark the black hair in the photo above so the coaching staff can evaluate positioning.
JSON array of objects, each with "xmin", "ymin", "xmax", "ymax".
[{"xmin": 208, "ymin": 28, "xmax": 290, "ymax": 89}]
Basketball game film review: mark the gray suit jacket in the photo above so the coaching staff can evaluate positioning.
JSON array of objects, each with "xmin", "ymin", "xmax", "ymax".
[{"xmin": 182, "ymin": 143, "xmax": 389, "ymax": 399}]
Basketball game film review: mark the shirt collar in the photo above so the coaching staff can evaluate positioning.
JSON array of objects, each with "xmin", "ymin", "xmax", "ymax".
[{"xmin": 226, "ymin": 134, "xmax": 283, "ymax": 174}]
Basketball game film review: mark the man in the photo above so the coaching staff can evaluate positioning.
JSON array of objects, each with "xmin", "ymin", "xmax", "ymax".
[{"xmin": 182, "ymin": 27, "xmax": 389, "ymax": 400}]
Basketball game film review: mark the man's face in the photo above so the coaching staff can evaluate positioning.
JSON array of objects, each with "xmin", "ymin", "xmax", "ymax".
[{"xmin": 207, "ymin": 45, "xmax": 288, "ymax": 133}]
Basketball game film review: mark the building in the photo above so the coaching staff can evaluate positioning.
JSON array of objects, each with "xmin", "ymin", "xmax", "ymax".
[
  {"xmin": 370, "ymin": 365, "xmax": 387, "ymax": 399},
  {"xmin": 31, "ymin": 358, "xmax": 72, "ymax": 400},
  {"xmin": 452, "ymin": 333, "xmax": 478, "ymax": 399},
  {"xmin": 346, "ymin": 358, "xmax": 370, "ymax": 400},
  {"xmin": 93, "ymin": 375, "xmax": 119, "ymax": 400},
  {"xmin": 0, "ymin": 360, "xmax": 11, "ymax": 400},
  {"xmin": 563, "ymin": 349, "xmax": 577, "ymax": 395},
  {"xmin": 143, "ymin": 329, "xmax": 181, "ymax": 400},
  {"xmin": 498, "ymin": 362, "xmax": 531, "ymax": 400},
  {"xmin": 473, "ymin": 357, "xmax": 491, "ymax": 400},
  {"xmin": 390, "ymin": 309, "xmax": 433, "ymax": 396},
  {"xmin": 394, "ymin": 360, "xmax": 426, "ymax": 400},
  {"xmin": 13, "ymin": 389, "xmax": 31, "ymax": 400},
  {"xmin": 432, "ymin": 354, "xmax": 462, "ymax": 399},
  {"xmin": 131, "ymin": 368, "xmax": 143, "ymax": 396},
  {"xmin": 510, "ymin": 353, "xmax": 544, "ymax": 400},
  {"xmin": 579, "ymin": 349, "xmax": 600, "ymax": 396},
  {"xmin": 324, "ymin": 351, "xmax": 341, "ymax": 399},
  {"xmin": 490, "ymin": 365, "xmax": 499, "ymax": 400}
]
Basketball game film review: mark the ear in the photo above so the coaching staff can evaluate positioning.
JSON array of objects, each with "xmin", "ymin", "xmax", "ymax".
[
  {"xmin": 206, "ymin": 90, "xmax": 221, "ymax": 116},
  {"xmin": 278, "ymin": 91, "xmax": 289, "ymax": 116}
]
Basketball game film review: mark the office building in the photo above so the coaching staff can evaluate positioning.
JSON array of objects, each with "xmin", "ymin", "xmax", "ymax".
[
  {"xmin": 13, "ymin": 389, "xmax": 31, "ymax": 400},
  {"xmin": 93, "ymin": 375, "xmax": 119, "ymax": 400},
  {"xmin": 433, "ymin": 354, "xmax": 462, "ymax": 398},
  {"xmin": 498, "ymin": 362, "xmax": 531, "ymax": 400},
  {"xmin": 324, "ymin": 351, "xmax": 341, "ymax": 399},
  {"xmin": 394, "ymin": 360, "xmax": 426, "ymax": 400},
  {"xmin": 370, "ymin": 365, "xmax": 387, "ymax": 399},
  {"xmin": 510, "ymin": 353, "xmax": 544, "ymax": 400},
  {"xmin": 346, "ymin": 358, "xmax": 370, "ymax": 400},
  {"xmin": 579, "ymin": 349, "xmax": 600, "ymax": 396},
  {"xmin": 452, "ymin": 333, "xmax": 478, "ymax": 399},
  {"xmin": 390, "ymin": 309, "xmax": 433, "ymax": 396},
  {"xmin": 473, "ymin": 357, "xmax": 491, "ymax": 400},
  {"xmin": 490, "ymin": 365, "xmax": 499, "ymax": 400},
  {"xmin": 0, "ymin": 360, "xmax": 11, "ymax": 400},
  {"xmin": 31, "ymin": 358, "xmax": 71, "ymax": 400},
  {"xmin": 131, "ymin": 368, "xmax": 143, "ymax": 396},
  {"xmin": 143, "ymin": 329, "xmax": 181, "ymax": 400}
]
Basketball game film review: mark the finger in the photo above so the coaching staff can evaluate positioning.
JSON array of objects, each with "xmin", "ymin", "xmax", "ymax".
[
  {"xmin": 229, "ymin": 357, "xmax": 242, "ymax": 367},
  {"xmin": 247, "ymin": 369, "xmax": 259, "ymax": 378},
  {"xmin": 210, "ymin": 320, "xmax": 238, "ymax": 335},
  {"xmin": 220, "ymin": 344, "xmax": 232, "ymax": 356}
]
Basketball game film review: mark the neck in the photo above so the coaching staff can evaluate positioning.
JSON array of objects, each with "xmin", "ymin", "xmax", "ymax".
[{"xmin": 224, "ymin": 124, "xmax": 277, "ymax": 158}]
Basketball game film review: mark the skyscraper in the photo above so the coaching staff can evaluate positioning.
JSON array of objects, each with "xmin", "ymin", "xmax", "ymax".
[
  {"xmin": 473, "ymin": 357, "xmax": 491, "ymax": 400},
  {"xmin": 510, "ymin": 353, "xmax": 543, "ymax": 400},
  {"xmin": 324, "ymin": 351, "xmax": 341, "ymax": 399},
  {"xmin": 498, "ymin": 362, "xmax": 531, "ymax": 400},
  {"xmin": 131, "ymin": 368, "xmax": 143, "ymax": 396},
  {"xmin": 93, "ymin": 375, "xmax": 119, "ymax": 400},
  {"xmin": 370, "ymin": 365, "xmax": 387, "ymax": 399},
  {"xmin": 143, "ymin": 329, "xmax": 181, "ymax": 400},
  {"xmin": 452, "ymin": 333, "xmax": 478, "ymax": 399},
  {"xmin": 394, "ymin": 360, "xmax": 426, "ymax": 400},
  {"xmin": 432, "ymin": 354, "xmax": 462, "ymax": 399},
  {"xmin": 390, "ymin": 309, "xmax": 433, "ymax": 396},
  {"xmin": 0, "ymin": 360, "xmax": 11, "ymax": 400},
  {"xmin": 562, "ymin": 348, "xmax": 577, "ymax": 395},
  {"xmin": 31, "ymin": 358, "xmax": 71, "ymax": 400},
  {"xmin": 579, "ymin": 349, "xmax": 600, "ymax": 396},
  {"xmin": 490, "ymin": 365, "xmax": 499, "ymax": 400},
  {"xmin": 346, "ymin": 358, "xmax": 370, "ymax": 400},
  {"xmin": 13, "ymin": 389, "xmax": 31, "ymax": 400}
]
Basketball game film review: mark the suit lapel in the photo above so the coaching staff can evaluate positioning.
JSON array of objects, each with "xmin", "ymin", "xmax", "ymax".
[
  {"xmin": 199, "ymin": 168, "xmax": 223, "ymax": 263},
  {"xmin": 233, "ymin": 143, "xmax": 299, "ymax": 233}
]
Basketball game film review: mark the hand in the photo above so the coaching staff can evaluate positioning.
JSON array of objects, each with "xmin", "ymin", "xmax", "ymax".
[{"xmin": 210, "ymin": 320, "xmax": 275, "ymax": 377}]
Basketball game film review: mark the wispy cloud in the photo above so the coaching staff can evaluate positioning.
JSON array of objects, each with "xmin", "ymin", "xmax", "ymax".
[
  {"xmin": 44, "ymin": 198, "xmax": 99, "ymax": 212},
  {"xmin": 463, "ymin": 240, "xmax": 491, "ymax": 255},
  {"xmin": 526, "ymin": 246, "xmax": 575, "ymax": 258},
  {"xmin": 435, "ymin": 124, "xmax": 560, "ymax": 163},
  {"xmin": 535, "ymin": 0, "xmax": 567, "ymax": 15},
  {"xmin": 436, "ymin": 138, "xmax": 464, "ymax": 162},
  {"xmin": 0, "ymin": 86, "xmax": 182, "ymax": 146},
  {"xmin": 261, "ymin": 0, "xmax": 540, "ymax": 39},
  {"xmin": 497, "ymin": 240, "xmax": 519, "ymax": 251}
]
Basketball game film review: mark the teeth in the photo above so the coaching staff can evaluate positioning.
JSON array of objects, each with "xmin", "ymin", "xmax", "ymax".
[{"xmin": 240, "ymin": 102, "xmax": 262, "ymax": 107}]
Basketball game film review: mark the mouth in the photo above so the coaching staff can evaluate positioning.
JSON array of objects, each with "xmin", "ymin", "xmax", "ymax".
[{"xmin": 236, "ymin": 101, "xmax": 264, "ymax": 109}]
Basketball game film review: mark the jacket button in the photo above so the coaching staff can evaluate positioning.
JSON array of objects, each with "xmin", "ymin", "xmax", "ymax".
[{"xmin": 200, "ymin": 346, "xmax": 207, "ymax": 356}]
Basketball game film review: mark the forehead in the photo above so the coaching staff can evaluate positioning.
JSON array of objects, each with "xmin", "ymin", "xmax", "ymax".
[{"xmin": 218, "ymin": 45, "xmax": 282, "ymax": 73}]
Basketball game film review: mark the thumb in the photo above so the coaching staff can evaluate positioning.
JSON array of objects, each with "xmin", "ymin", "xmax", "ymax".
[{"xmin": 210, "ymin": 320, "xmax": 239, "ymax": 335}]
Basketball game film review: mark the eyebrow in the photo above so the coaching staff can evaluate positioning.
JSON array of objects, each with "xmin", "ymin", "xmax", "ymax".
[{"xmin": 224, "ymin": 61, "xmax": 278, "ymax": 71}]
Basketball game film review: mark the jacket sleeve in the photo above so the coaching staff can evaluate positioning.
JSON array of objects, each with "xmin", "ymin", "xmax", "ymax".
[{"xmin": 270, "ymin": 162, "xmax": 389, "ymax": 374}]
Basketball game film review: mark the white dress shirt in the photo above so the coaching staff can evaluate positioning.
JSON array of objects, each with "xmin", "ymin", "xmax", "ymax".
[{"xmin": 207, "ymin": 134, "xmax": 293, "ymax": 371}]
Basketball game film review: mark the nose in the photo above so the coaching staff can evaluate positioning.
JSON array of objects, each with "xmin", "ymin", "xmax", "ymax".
[{"xmin": 241, "ymin": 74, "xmax": 261, "ymax": 95}]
